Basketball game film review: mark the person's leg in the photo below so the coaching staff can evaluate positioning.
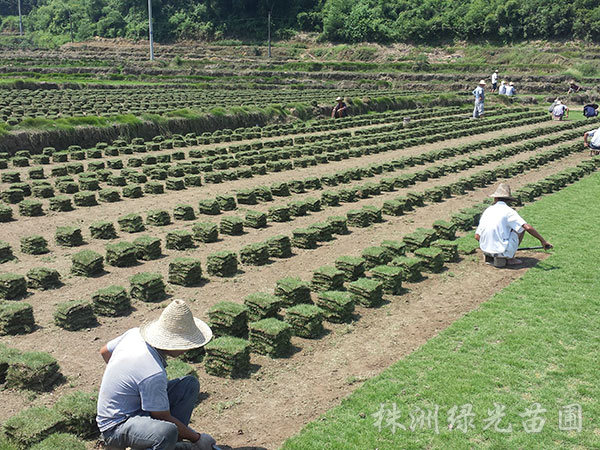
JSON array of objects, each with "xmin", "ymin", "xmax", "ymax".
[
  {"xmin": 103, "ymin": 415, "xmax": 178, "ymax": 450},
  {"xmin": 167, "ymin": 376, "xmax": 200, "ymax": 425},
  {"xmin": 473, "ymin": 102, "xmax": 478, "ymax": 118},
  {"xmin": 502, "ymin": 231, "xmax": 521, "ymax": 264}
]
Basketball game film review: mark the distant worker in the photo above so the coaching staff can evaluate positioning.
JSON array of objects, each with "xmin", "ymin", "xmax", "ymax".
[
  {"xmin": 552, "ymin": 100, "xmax": 569, "ymax": 121},
  {"xmin": 568, "ymin": 80, "xmax": 581, "ymax": 94},
  {"xmin": 583, "ymin": 103, "xmax": 598, "ymax": 118},
  {"xmin": 332, "ymin": 96, "xmax": 348, "ymax": 118},
  {"xmin": 548, "ymin": 98, "xmax": 560, "ymax": 117},
  {"xmin": 498, "ymin": 80, "xmax": 507, "ymax": 95},
  {"xmin": 472, "ymin": 80, "xmax": 486, "ymax": 119},
  {"xmin": 505, "ymin": 82, "xmax": 516, "ymax": 96},
  {"xmin": 475, "ymin": 183, "xmax": 552, "ymax": 267},
  {"xmin": 491, "ymin": 70, "xmax": 498, "ymax": 92},
  {"xmin": 583, "ymin": 127, "xmax": 600, "ymax": 155}
]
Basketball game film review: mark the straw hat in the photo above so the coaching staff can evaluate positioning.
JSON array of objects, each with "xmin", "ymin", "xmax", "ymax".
[
  {"xmin": 555, "ymin": 100, "xmax": 562, "ymax": 105},
  {"xmin": 509, "ymin": 82, "xmax": 514, "ymax": 86},
  {"xmin": 336, "ymin": 96, "xmax": 343, "ymax": 101},
  {"xmin": 500, "ymin": 80, "xmax": 505, "ymax": 84},
  {"xmin": 490, "ymin": 183, "xmax": 515, "ymax": 201},
  {"xmin": 479, "ymin": 80, "xmax": 486, "ymax": 85},
  {"xmin": 140, "ymin": 299, "xmax": 212, "ymax": 351}
]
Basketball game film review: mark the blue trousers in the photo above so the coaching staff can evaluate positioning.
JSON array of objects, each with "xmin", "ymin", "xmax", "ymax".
[{"xmin": 102, "ymin": 376, "xmax": 199, "ymax": 450}]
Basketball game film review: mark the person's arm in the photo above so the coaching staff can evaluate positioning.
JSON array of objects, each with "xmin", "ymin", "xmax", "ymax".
[
  {"xmin": 584, "ymin": 132, "xmax": 589, "ymax": 147},
  {"xmin": 522, "ymin": 223, "xmax": 552, "ymax": 249},
  {"xmin": 100, "ymin": 345, "xmax": 112, "ymax": 364},
  {"xmin": 150, "ymin": 410, "xmax": 200, "ymax": 442},
  {"xmin": 474, "ymin": 233, "xmax": 480, "ymax": 241}
]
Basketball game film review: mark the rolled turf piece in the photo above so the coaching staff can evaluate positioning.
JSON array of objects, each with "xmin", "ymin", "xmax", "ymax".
[
  {"xmin": 89, "ymin": 221, "xmax": 117, "ymax": 240},
  {"xmin": 0, "ymin": 302, "xmax": 35, "ymax": 335},
  {"xmin": 414, "ymin": 247, "xmax": 445, "ymax": 273},
  {"xmin": 192, "ymin": 222, "xmax": 219, "ymax": 243},
  {"xmin": 311, "ymin": 266, "xmax": 345, "ymax": 292},
  {"xmin": 0, "ymin": 273, "xmax": 27, "ymax": 299},
  {"xmin": 105, "ymin": 242, "xmax": 138, "ymax": 267},
  {"xmin": 334, "ymin": 256, "xmax": 366, "ymax": 281},
  {"xmin": 166, "ymin": 230, "xmax": 195, "ymax": 250},
  {"xmin": 20, "ymin": 235, "xmax": 49, "ymax": 255},
  {"xmin": 265, "ymin": 235, "xmax": 292, "ymax": 258},
  {"xmin": 26, "ymin": 268, "xmax": 60, "ymax": 290},
  {"xmin": 133, "ymin": 235, "xmax": 162, "ymax": 260},
  {"xmin": 240, "ymin": 242, "xmax": 270, "ymax": 266},
  {"xmin": 168, "ymin": 257, "xmax": 203, "ymax": 286},
  {"xmin": 5, "ymin": 351, "xmax": 61, "ymax": 391}
]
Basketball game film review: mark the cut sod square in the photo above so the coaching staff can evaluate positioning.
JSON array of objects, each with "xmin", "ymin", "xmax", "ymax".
[
  {"xmin": 90, "ymin": 221, "xmax": 117, "ymax": 240},
  {"xmin": 457, "ymin": 239, "xmax": 480, "ymax": 255},
  {"xmin": 362, "ymin": 205, "xmax": 383, "ymax": 223},
  {"xmin": 204, "ymin": 336, "xmax": 251, "ymax": 378},
  {"xmin": 165, "ymin": 359, "xmax": 197, "ymax": 380},
  {"xmin": 255, "ymin": 186, "xmax": 273, "ymax": 202},
  {"xmin": 0, "ymin": 240, "xmax": 14, "ymax": 263},
  {"xmin": 48, "ymin": 195, "xmax": 73, "ymax": 212},
  {"xmin": 381, "ymin": 240, "xmax": 407, "ymax": 257},
  {"xmin": 173, "ymin": 204, "xmax": 195, "ymax": 221},
  {"xmin": 1, "ymin": 188, "xmax": 24, "ymax": 204},
  {"xmin": 390, "ymin": 256, "xmax": 422, "ymax": 282},
  {"xmin": 0, "ymin": 301, "xmax": 35, "ymax": 335},
  {"xmin": 244, "ymin": 292, "xmax": 281, "ymax": 321},
  {"xmin": 0, "ymin": 203, "xmax": 13, "ymax": 222},
  {"xmin": 361, "ymin": 246, "xmax": 393, "ymax": 269},
  {"xmin": 1, "ymin": 406, "xmax": 65, "ymax": 448},
  {"xmin": 308, "ymin": 222, "xmax": 334, "ymax": 242},
  {"xmin": 311, "ymin": 266, "xmax": 345, "ymax": 292},
  {"xmin": 92, "ymin": 285, "xmax": 131, "ymax": 316},
  {"xmin": 0, "ymin": 343, "xmax": 20, "ymax": 382},
  {"xmin": 198, "ymin": 199, "xmax": 221, "ymax": 215},
  {"xmin": 144, "ymin": 181, "xmax": 164, "ymax": 194},
  {"xmin": 5, "ymin": 351, "xmax": 60, "ymax": 391},
  {"xmin": 192, "ymin": 222, "xmax": 219, "ymax": 243},
  {"xmin": 54, "ymin": 300, "xmax": 97, "ymax": 331},
  {"xmin": 18, "ymin": 199, "xmax": 44, "ymax": 217},
  {"xmin": 71, "ymin": 250, "xmax": 104, "ymax": 277},
  {"xmin": 432, "ymin": 239, "xmax": 460, "ymax": 262},
  {"xmin": 129, "ymin": 272, "xmax": 166, "ymax": 302},
  {"xmin": 133, "ymin": 235, "xmax": 162, "ymax": 260},
  {"xmin": 274, "ymin": 277, "xmax": 312, "ymax": 306},
  {"xmin": 207, "ymin": 251, "xmax": 238, "ymax": 277},
  {"xmin": 52, "ymin": 390, "xmax": 99, "ymax": 436},
  {"xmin": 270, "ymin": 182, "xmax": 290, "ymax": 197},
  {"xmin": 268, "ymin": 205, "xmax": 291, "ymax": 222},
  {"xmin": 55, "ymin": 226, "xmax": 83, "ymax": 247},
  {"xmin": 122, "ymin": 184, "xmax": 143, "ymax": 198},
  {"xmin": 98, "ymin": 188, "xmax": 121, "ymax": 203},
  {"xmin": 26, "ymin": 268, "xmax": 61, "ymax": 290},
  {"xmin": 236, "ymin": 189, "xmax": 257, "ymax": 205},
  {"xmin": 327, "ymin": 216, "xmax": 349, "ymax": 235},
  {"xmin": 288, "ymin": 200, "xmax": 309, "ymax": 217},
  {"xmin": 292, "ymin": 228, "xmax": 319, "ymax": 249},
  {"xmin": 73, "ymin": 191, "xmax": 97, "ymax": 207},
  {"xmin": 244, "ymin": 210, "xmax": 267, "ymax": 229},
  {"xmin": 265, "ymin": 235, "xmax": 292, "ymax": 258},
  {"xmin": 370, "ymin": 265, "xmax": 404, "ymax": 294},
  {"xmin": 168, "ymin": 257, "xmax": 203, "ymax": 286},
  {"xmin": 0, "ymin": 273, "xmax": 27, "ymax": 300},
  {"xmin": 147, "ymin": 209, "xmax": 171, "ymax": 226},
  {"xmin": 208, "ymin": 301, "xmax": 248, "ymax": 337},
  {"xmin": 346, "ymin": 209, "xmax": 370, "ymax": 228},
  {"xmin": 240, "ymin": 242, "xmax": 270, "ymax": 266},
  {"xmin": 166, "ymin": 177, "xmax": 185, "ymax": 191},
  {"xmin": 166, "ymin": 230, "xmax": 195, "ymax": 250},
  {"xmin": 403, "ymin": 228, "xmax": 438, "ymax": 251},
  {"xmin": 414, "ymin": 247, "xmax": 445, "ymax": 273},
  {"xmin": 220, "ymin": 216, "xmax": 244, "ymax": 235},
  {"xmin": 347, "ymin": 278, "xmax": 384, "ymax": 307},
  {"xmin": 20, "ymin": 235, "xmax": 49, "ymax": 255},
  {"xmin": 321, "ymin": 190, "xmax": 340, "ymax": 207},
  {"xmin": 316, "ymin": 291, "xmax": 355, "ymax": 323},
  {"xmin": 334, "ymin": 256, "xmax": 366, "ymax": 281},
  {"xmin": 249, "ymin": 318, "xmax": 292, "ymax": 357},
  {"xmin": 285, "ymin": 304, "xmax": 324, "ymax": 338},
  {"xmin": 118, "ymin": 213, "xmax": 145, "ymax": 233},
  {"xmin": 432, "ymin": 219, "xmax": 458, "ymax": 240},
  {"xmin": 106, "ymin": 242, "xmax": 138, "ymax": 267}
]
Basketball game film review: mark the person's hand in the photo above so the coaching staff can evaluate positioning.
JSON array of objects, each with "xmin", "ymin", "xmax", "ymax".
[
  {"xmin": 192, "ymin": 433, "xmax": 216, "ymax": 450},
  {"xmin": 584, "ymin": 141, "xmax": 589, "ymax": 147},
  {"xmin": 541, "ymin": 241, "xmax": 553, "ymax": 250}
]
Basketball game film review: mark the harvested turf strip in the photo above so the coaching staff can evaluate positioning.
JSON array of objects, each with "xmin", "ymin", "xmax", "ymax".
[
  {"xmin": 0, "ymin": 241, "xmax": 13, "ymax": 263},
  {"xmin": 220, "ymin": 216, "xmax": 244, "ymax": 236},
  {"xmin": 265, "ymin": 235, "xmax": 292, "ymax": 258},
  {"xmin": 173, "ymin": 204, "xmax": 195, "ymax": 221},
  {"xmin": 347, "ymin": 278, "xmax": 384, "ymax": 307},
  {"xmin": 55, "ymin": 227, "xmax": 83, "ymax": 247},
  {"xmin": 244, "ymin": 210, "xmax": 267, "ymax": 229},
  {"xmin": 20, "ymin": 235, "xmax": 49, "ymax": 255},
  {"xmin": 53, "ymin": 390, "xmax": 98, "ymax": 436},
  {"xmin": 361, "ymin": 246, "xmax": 393, "ymax": 269},
  {"xmin": 1, "ymin": 406, "xmax": 66, "ymax": 448},
  {"xmin": 105, "ymin": 242, "xmax": 137, "ymax": 267},
  {"xmin": 414, "ymin": 247, "xmax": 445, "ymax": 273},
  {"xmin": 192, "ymin": 222, "xmax": 219, "ymax": 243},
  {"xmin": 292, "ymin": 228, "xmax": 319, "ymax": 249},
  {"xmin": 311, "ymin": 266, "xmax": 345, "ymax": 292},
  {"xmin": 432, "ymin": 239, "xmax": 460, "ymax": 262},
  {"xmin": 335, "ymin": 256, "xmax": 366, "ymax": 281},
  {"xmin": 370, "ymin": 265, "xmax": 404, "ymax": 294},
  {"xmin": 390, "ymin": 256, "xmax": 423, "ymax": 282},
  {"xmin": 146, "ymin": 210, "xmax": 171, "ymax": 226},
  {"xmin": 133, "ymin": 235, "xmax": 162, "ymax": 260},
  {"xmin": 240, "ymin": 242, "xmax": 270, "ymax": 266},
  {"xmin": 89, "ymin": 221, "xmax": 117, "ymax": 240},
  {"xmin": 117, "ymin": 213, "xmax": 145, "ymax": 233},
  {"xmin": 30, "ymin": 433, "xmax": 86, "ymax": 450},
  {"xmin": 165, "ymin": 359, "xmax": 197, "ymax": 379},
  {"xmin": 380, "ymin": 240, "xmax": 406, "ymax": 257},
  {"xmin": 5, "ymin": 351, "xmax": 61, "ymax": 391},
  {"xmin": 0, "ymin": 273, "xmax": 27, "ymax": 299},
  {"xmin": 166, "ymin": 230, "xmax": 194, "ymax": 250}
]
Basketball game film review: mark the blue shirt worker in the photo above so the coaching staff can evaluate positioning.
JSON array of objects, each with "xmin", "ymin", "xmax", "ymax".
[
  {"xmin": 97, "ymin": 299, "xmax": 216, "ymax": 450},
  {"xmin": 584, "ymin": 128, "xmax": 600, "ymax": 154},
  {"xmin": 505, "ymin": 82, "xmax": 515, "ymax": 96},
  {"xmin": 472, "ymin": 80, "xmax": 486, "ymax": 118}
]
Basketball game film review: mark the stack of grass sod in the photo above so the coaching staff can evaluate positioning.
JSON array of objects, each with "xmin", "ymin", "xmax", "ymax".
[
  {"xmin": 18, "ymin": 199, "xmax": 44, "ymax": 217},
  {"xmin": 346, "ymin": 209, "xmax": 370, "ymax": 228},
  {"xmin": 309, "ymin": 222, "xmax": 334, "ymax": 242},
  {"xmin": 0, "ymin": 343, "xmax": 20, "ymax": 383},
  {"xmin": 166, "ymin": 230, "xmax": 194, "ymax": 250},
  {"xmin": 180, "ymin": 346, "xmax": 206, "ymax": 363},
  {"xmin": 380, "ymin": 240, "xmax": 407, "ymax": 258},
  {"xmin": 402, "ymin": 227, "xmax": 438, "ymax": 252},
  {"xmin": 54, "ymin": 227, "xmax": 83, "ymax": 247},
  {"xmin": 206, "ymin": 251, "xmax": 238, "ymax": 277},
  {"xmin": 244, "ymin": 292, "xmax": 281, "ymax": 321},
  {"xmin": 71, "ymin": 250, "xmax": 104, "ymax": 277},
  {"xmin": 347, "ymin": 278, "xmax": 384, "ymax": 307},
  {"xmin": 334, "ymin": 256, "xmax": 366, "ymax": 281},
  {"xmin": 316, "ymin": 291, "xmax": 355, "ymax": 323},
  {"xmin": 414, "ymin": 247, "xmax": 445, "ymax": 273},
  {"xmin": 362, "ymin": 205, "xmax": 383, "ymax": 223},
  {"xmin": 208, "ymin": 301, "xmax": 249, "ymax": 337},
  {"xmin": 288, "ymin": 200, "xmax": 309, "ymax": 217},
  {"xmin": 146, "ymin": 209, "xmax": 171, "ymax": 226},
  {"xmin": 168, "ymin": 257, "xmax": 203, "ymax": 286},
  {"xmin": 390, "ymin": 256, "xmax": 423, "ymax": 282},
  {"xmin": 53, "ymin": 390, "xmax": 98, "ymax": 437},
  {"xmin": 173, "ymin": 204, "xmax": 195, "ymax": 221},
  {"xmin": 117, "ymin": 213, "xmax": 145, "ymax": 233},
  {"xmin": 5, "ymin": 351, "xmax": 61, "ymax": 391},
  {"xmin": 26, "ymin": 268, "xmax": 61, "ymax": 290},
  {"xmin": 244, "ymin": 210, "xmax": 267, "ymax": 229},
  {"xmin": 284, "ymin": 304, "xmax": 324, "ymax": 338},
  {"xmin": 0, "ymin": 273, "xmax": 27, "ymax": 299},
  {"xmin": 133, "ymin": 235, "xmax": 162, "ymax": 260},
  {"xmin": 292, "ymin": 228, "xmax": 319, "ymax": 249},
  {"xmin": 274, "ymin": 277, "xmax": 312, "ymax": 307},
  {"xmin": 0, "ymin": 302, "xmax": 35, "ymax": 335},
  {"xmin": 216, "ymin": 195, "xmax": 237, "ymax": 211},
  {"xmin": 370, "ymin": 265, "xmax": 404, "ymax": 294},
  {"xmin": 192, "ymin": 222, "xmax": 219, "ymax": 243},
  {"xmin": 165, "ymin": 359, "xmax": 197, "ymax": 380},
  {"xmin": 54, "ymin": 300, "xmax": 97, "ymax": 331},
  {"xmin": 240, "ymin": 242, "xmax": 270, "ymax": 266},
  {"xmin": 92, "ymin": 285, "xmax": 131, "ymax": 316},
  {"xmin": 236, "ymin": 189, "xmax": 257, "ymax": 205},
  {"xmin": 265, "ymin": 235, "xmax": 293, "ymax": 258},
  {"xmin": 311, "ymin": 266, "xmax": 345, "ymax": 292},
  {"xmin": 20, "ymin": 235, "xmax": 49, "ymax": 255},
  {"xmin": 249, "ymin": 318, "xmax": 292, "ymax": 357},
  {"xmin": 0, "ymin": 241, "xmax": 14, "ymax": 263},
  {"xmin": 204, "ymin": 336, "xmax": 251, "ymax": 378},
  {"xmin": 89, "ymin": 221, "xmax": 117, "ymax": 240},
  {"xmin": 30, "ymin": 433, "xmax": 86, "ymax": 450},
  {"xmin": 327, "ymin": 216, "xmax": 349, "ymax": 235},
  {"xmin": 0, "ymin": 204, "xmax": 13, "ymax": 222},
  {"xmin": 321, "ymin": 191, "xmax": 340, "ymax": 207},
  {"xmin": 129, "ymin": 273, "xmax": 166, "ymax": 302},
  {"xmin": 432, "ymin": 239, "xmax": 460, "ymax": 262},
  {"xmin": 198, "ymin": 199, "xmax": 221, "ymax": 215},
  {"xmin": 432, "ymin": 219, "xmax": 458, "ymax": 240},
  {"xmin": 49, "ymin": 196, "xmax": 73, "ymax": 212},
  {"xmin": 105, "ymin": 242, "xmax": 138, "ymax": 267},
  {"xmin": 270, "ymin": 182, "xmax": 290, "ymax": 197},
  {"xmin": 361, "ymin": 246, "xmax": 394, "ymax": 270}
]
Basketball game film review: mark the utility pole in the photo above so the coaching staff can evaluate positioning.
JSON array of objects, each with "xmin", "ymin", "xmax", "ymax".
[
  {"xmin": 267, "ymin": 10, "xmax": 271, "ymax": 58},
  {"xmin": 17, "ymin": 0, "xmax": 23, "ymax": 36},
  {"xmin": 147, "ymin": 0, "xmax": 154, "ymax": 61}
]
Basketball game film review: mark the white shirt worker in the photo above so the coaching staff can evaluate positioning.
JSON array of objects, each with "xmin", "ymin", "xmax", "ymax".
[{"xmin": 476, "ymin": 201, "xmax": 526, "ymax": 257}]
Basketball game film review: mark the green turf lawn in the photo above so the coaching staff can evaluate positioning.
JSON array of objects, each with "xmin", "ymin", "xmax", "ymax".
[{"xmin": 283, "ymin": 171, "xmax": 600, "ymax": 449}]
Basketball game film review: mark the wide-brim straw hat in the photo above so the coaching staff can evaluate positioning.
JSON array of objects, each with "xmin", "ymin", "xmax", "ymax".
[
  {"xmin": 479, "ymin": 80, "xmax": 486, "ymax": 85},
  {"xmin": 555, "ymin": 100, "xmax": 562, "ymax": 105},
  {"xmin": 490, "ymin": 183, "xmax": 515, "ymax": 201},
  {"xmin": 509, "ymin": 82, "xmax": 514, "ymax": 86},
  {"xmin": 335, "ymin": 96, "xmax": 343, "ymax": 101},
  {"xmin": 140, "ymin": 299, "xmax": 213, "ymax": 350}
]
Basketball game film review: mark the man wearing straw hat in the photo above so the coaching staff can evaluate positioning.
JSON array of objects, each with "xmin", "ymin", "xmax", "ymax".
[
  {"xmin": 475, "ymin": 183, "xmax": 552, "ymax": 267},
  {"xmin": 97, "ymin": 299, "xmax": 216, "ymax": 450},
  {"xmin": 472, "ymin": 80, "xmax": 486, "ymax": 119},
  {"xmin": 331, "ymin": 96, "xmax": 348, "ymax": 118}
]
